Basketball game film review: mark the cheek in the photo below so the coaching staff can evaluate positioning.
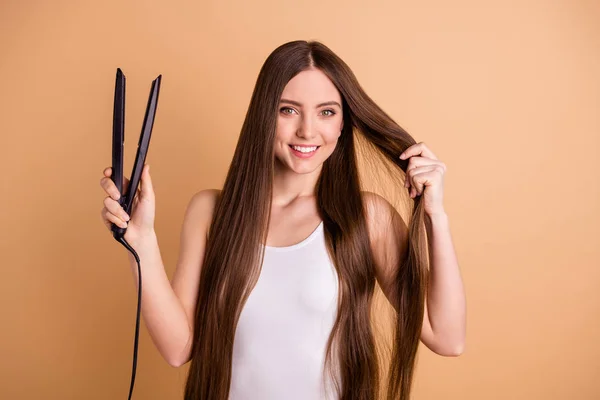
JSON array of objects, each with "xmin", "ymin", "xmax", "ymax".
[
  {"xmin": 324, "ymin": 114, "xmax": 343, "ymax": 138},
  {"xmin": 275, "ymin": 117, "xmax": 296, "ymax": 140},
  {"xmin": 321, "ymin": 124, "xmax": 342, "ymax": 145}
]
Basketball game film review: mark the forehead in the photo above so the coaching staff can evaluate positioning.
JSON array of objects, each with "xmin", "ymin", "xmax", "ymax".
[{"xmin": 281, "ymin": 68, "xmax": 341, "ymax": 105}]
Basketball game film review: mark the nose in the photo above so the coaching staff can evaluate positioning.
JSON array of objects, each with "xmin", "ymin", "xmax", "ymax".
[{"xmin": 296, "ymin": 115, "xmax": 317, "ymax": 140}]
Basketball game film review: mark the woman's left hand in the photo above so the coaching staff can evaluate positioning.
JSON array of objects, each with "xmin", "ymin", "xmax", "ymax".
[{"xmin": 399, "ymin": 142, "xmax": 446, "ymax": 216}]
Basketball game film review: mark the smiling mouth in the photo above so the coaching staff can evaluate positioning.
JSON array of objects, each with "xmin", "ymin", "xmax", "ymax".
[
  {"xmin": 288, "ymin": 144, "xmax": 320, "ymax": 157},
  {"xmin": 289, "ymin": 144, "xmax": 320, "ymax": 150}
]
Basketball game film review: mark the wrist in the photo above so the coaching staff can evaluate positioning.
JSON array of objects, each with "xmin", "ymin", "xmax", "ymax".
[
  {"xmin": 425, "ymin": 210, "xmax": 448, "ymax": 224},
  {"xmin": 128, "ymin": 229, "xmax": 158, "ymax": 251}
]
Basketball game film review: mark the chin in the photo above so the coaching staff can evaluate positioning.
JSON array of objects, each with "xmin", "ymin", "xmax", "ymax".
[
  {"xmin": 286, "ymin": 159, "xmax": 321, "ymax": 173},
  {"xmin": 293, "ymin": 164, "xmax": 322, "ymax": 174},
  {"xmin": 274, "ymin": 157, "xmax": 321, "ymax": 175}
]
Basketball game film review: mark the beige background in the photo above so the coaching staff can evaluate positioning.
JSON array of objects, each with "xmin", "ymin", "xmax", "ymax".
[{"xmin": 1, "ymin": 0, "xmax": 598, "ymax": 398}]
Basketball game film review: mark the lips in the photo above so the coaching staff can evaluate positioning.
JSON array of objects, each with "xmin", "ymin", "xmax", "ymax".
[
  {"xmin": 289, "ymin": 144, "xmax": 320, "ymax": 158},
  {"xmin": 289, "ymin": 144, "xmax": 320, "ymax": 149}
]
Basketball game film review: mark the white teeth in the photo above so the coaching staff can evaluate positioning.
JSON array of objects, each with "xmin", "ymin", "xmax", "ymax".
[{"xmin": 291, "ymin": 145, "xmax": 318, "ymax": 153}]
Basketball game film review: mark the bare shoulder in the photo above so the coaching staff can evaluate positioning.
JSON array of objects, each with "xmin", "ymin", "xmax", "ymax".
[
  {"xmin": 187, "ymin": 188, "xmax": 221, "ymax": 222},
  {"xmin": 360, "ymin": 191, "xmax": 408, "ymax": 240},
  {"xmin": 175, "ymin": 187, "xmax": 222, "ymax": 273},
  {"xmin": 360, "ymin": 191, "xmax": 409, "ymax": 306}
]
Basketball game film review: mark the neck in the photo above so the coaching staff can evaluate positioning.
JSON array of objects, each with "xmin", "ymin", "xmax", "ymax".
[{"xmin": 271, "ymin": 160, "xmax": 321, "ymax": 207}]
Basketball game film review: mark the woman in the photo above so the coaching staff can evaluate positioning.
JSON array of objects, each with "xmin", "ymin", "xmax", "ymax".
[{"xmin": 99, "ymin": 40, "xmax": 465, "ymax": 400}]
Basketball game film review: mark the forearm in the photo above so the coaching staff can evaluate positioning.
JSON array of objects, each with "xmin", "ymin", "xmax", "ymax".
[
  {"xmin": 126, "ymin": 232, "xmax": 192, "ymax": 367},
  {"xmin": 424, "ymin": 211, "xmax": 466, "ymax": 352}
]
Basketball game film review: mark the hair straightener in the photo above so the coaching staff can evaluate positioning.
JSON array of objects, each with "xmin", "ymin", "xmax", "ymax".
[{"xmin": 110, "ymin": 68, "xmax": 161, "ymax": 400}]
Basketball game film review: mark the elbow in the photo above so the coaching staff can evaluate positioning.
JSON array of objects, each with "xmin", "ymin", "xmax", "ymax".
[
  {"xmin": 167, "ymin": 349, "xmax": 192, "ymax": 368},
  {"xmin": 447, "ymin": 343, "xmax": 465, "ymax": 357},
  {"xmin": 433, "ymin": 327, "xmax": 466, "ymax": 357},
  {"xmin": 440, "ymin": 341, "xmax": 465, "ymax": 357},
  {"xmin": 168, "ymin": 328, "xmax": 194, "ymax": 367},
  {"xmin": 168, "ymin": 356, "xmax": 190, "ymax": 368},
  {"xmin": 168, "ymin": 359, "xmax": 183, "ymax": 368},
  {"xmin": 166, "ymin": 354, "xmax": 182, "ymax": 368},
  {"xmin": 432, "ymin": 337, "xmax": 465, "ymax": 357}
]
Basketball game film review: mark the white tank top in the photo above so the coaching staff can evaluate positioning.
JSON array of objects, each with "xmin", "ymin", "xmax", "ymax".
[{"xmin": 229, "ymin": 220, "xmax": 340, "ymax": 400}]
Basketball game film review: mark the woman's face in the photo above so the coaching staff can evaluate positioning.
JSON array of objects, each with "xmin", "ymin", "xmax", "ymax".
[{"xmin": 274, "ymin": 68, "xmax": 344, "ymax": 175}]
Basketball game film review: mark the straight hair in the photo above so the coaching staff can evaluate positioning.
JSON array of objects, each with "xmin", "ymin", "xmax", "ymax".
[{"xmin": 184, "ymin": 40, "xmax": 428, "ymax": 400}]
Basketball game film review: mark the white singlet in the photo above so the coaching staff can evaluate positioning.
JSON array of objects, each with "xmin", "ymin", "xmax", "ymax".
[{"xmin": 228, "ymin": 220, "xmax": 340, "ymax": 400}]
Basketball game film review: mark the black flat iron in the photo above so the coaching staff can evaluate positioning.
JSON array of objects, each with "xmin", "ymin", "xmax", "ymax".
[
  {"xmin": 110, "ymin": 68, "xmax": 161, "ymax": 399},
  {"xmin": 111, "ymin": 68, "xmax": 161, "ymax": 239}
]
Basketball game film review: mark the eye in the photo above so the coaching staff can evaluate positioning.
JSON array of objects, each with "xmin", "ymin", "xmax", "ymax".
[
  {"xmin": 280, "ymin": 107, "xmax": 296, "ymax": 115},
  {"xmin": 321, "ymin": 109, "xmax": 336, "ymax": 116}
]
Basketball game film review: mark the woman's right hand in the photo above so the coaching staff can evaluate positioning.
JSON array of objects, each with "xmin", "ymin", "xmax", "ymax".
[{"xmin": 99, "ymin": 163, "xmax": 156, "ymax": 244}]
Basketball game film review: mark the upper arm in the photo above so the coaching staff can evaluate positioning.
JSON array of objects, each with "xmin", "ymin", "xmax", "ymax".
[
  {"xmin": 170, "ymin": 188, "xmax": 220, "ymax": 350},
  {"xmin": 361, "ymin": 191, "xmax": 436, "ymax": 352}
]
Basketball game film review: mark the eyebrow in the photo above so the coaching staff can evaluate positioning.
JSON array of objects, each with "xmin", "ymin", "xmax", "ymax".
[{"xmin": 280, "ymin": 98, "xmax": 342, "ymax": 109}]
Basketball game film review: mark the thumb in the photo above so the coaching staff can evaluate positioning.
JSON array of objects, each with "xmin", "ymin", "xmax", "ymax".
[{"xmin": 140, "ymin": 164, "xmax": 154, "ymax": 198}]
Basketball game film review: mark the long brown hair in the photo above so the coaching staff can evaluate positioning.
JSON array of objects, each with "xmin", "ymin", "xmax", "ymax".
[{"xmin": 184, "ymin": 40, "xmax": 428, "ymax": 400}]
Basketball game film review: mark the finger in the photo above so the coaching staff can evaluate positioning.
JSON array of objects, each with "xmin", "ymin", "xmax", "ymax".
[
  {"xmin": 100, "ymin": 177, "xmax": 121, "ymax": 201},
  {"xmin": 103, "ymin": 166, "xmax": 129, "ymax": 189},
  {"xmin": 405, "ymin": 156, "xmax": 446, "ymax": 171},
  {"xmin": 102, "ymin": 207, "xmax": 128, "ymax": 229},
  {"xmin": 102, "ymin": 210, "xmax": 120, "ymax": 231},
  {"xmin": 405, "ymin": 158, "xmax": 445, "ymax": 190},
  {"xmin": 405, "ymin": 159, "xmax": 422, "ymax": 188},
  {"xmin": 407, "ymin": 164, "xmax": 438, "ymax": 184},
  {"xmin": 139, "ymin": 164, "xmax": 153, "ymax": 198},
  {"xmin": 405, "ymin": 158, "xmax": 425, "ymax": 187},
  {"xmin": 100, "ymin": 175, "xmax": 130, "ymax": 200},
  {"xmin": 103, "ymin": 196, "xmax": 130, "ymax": 221},
  {"xmin": 407, "ymin": 165, "xmax": 439, "ymax": 196},
  {"xmin": 399, "ymin": 142, "xmax": 438, "ymax": 160},
  {"xmin": 404, "ymin": 159, "xmax": 422, "ymax": 188},
  {"xmin": 417, "ymin": 171, "xmax": 444, "ymax": 197}
]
